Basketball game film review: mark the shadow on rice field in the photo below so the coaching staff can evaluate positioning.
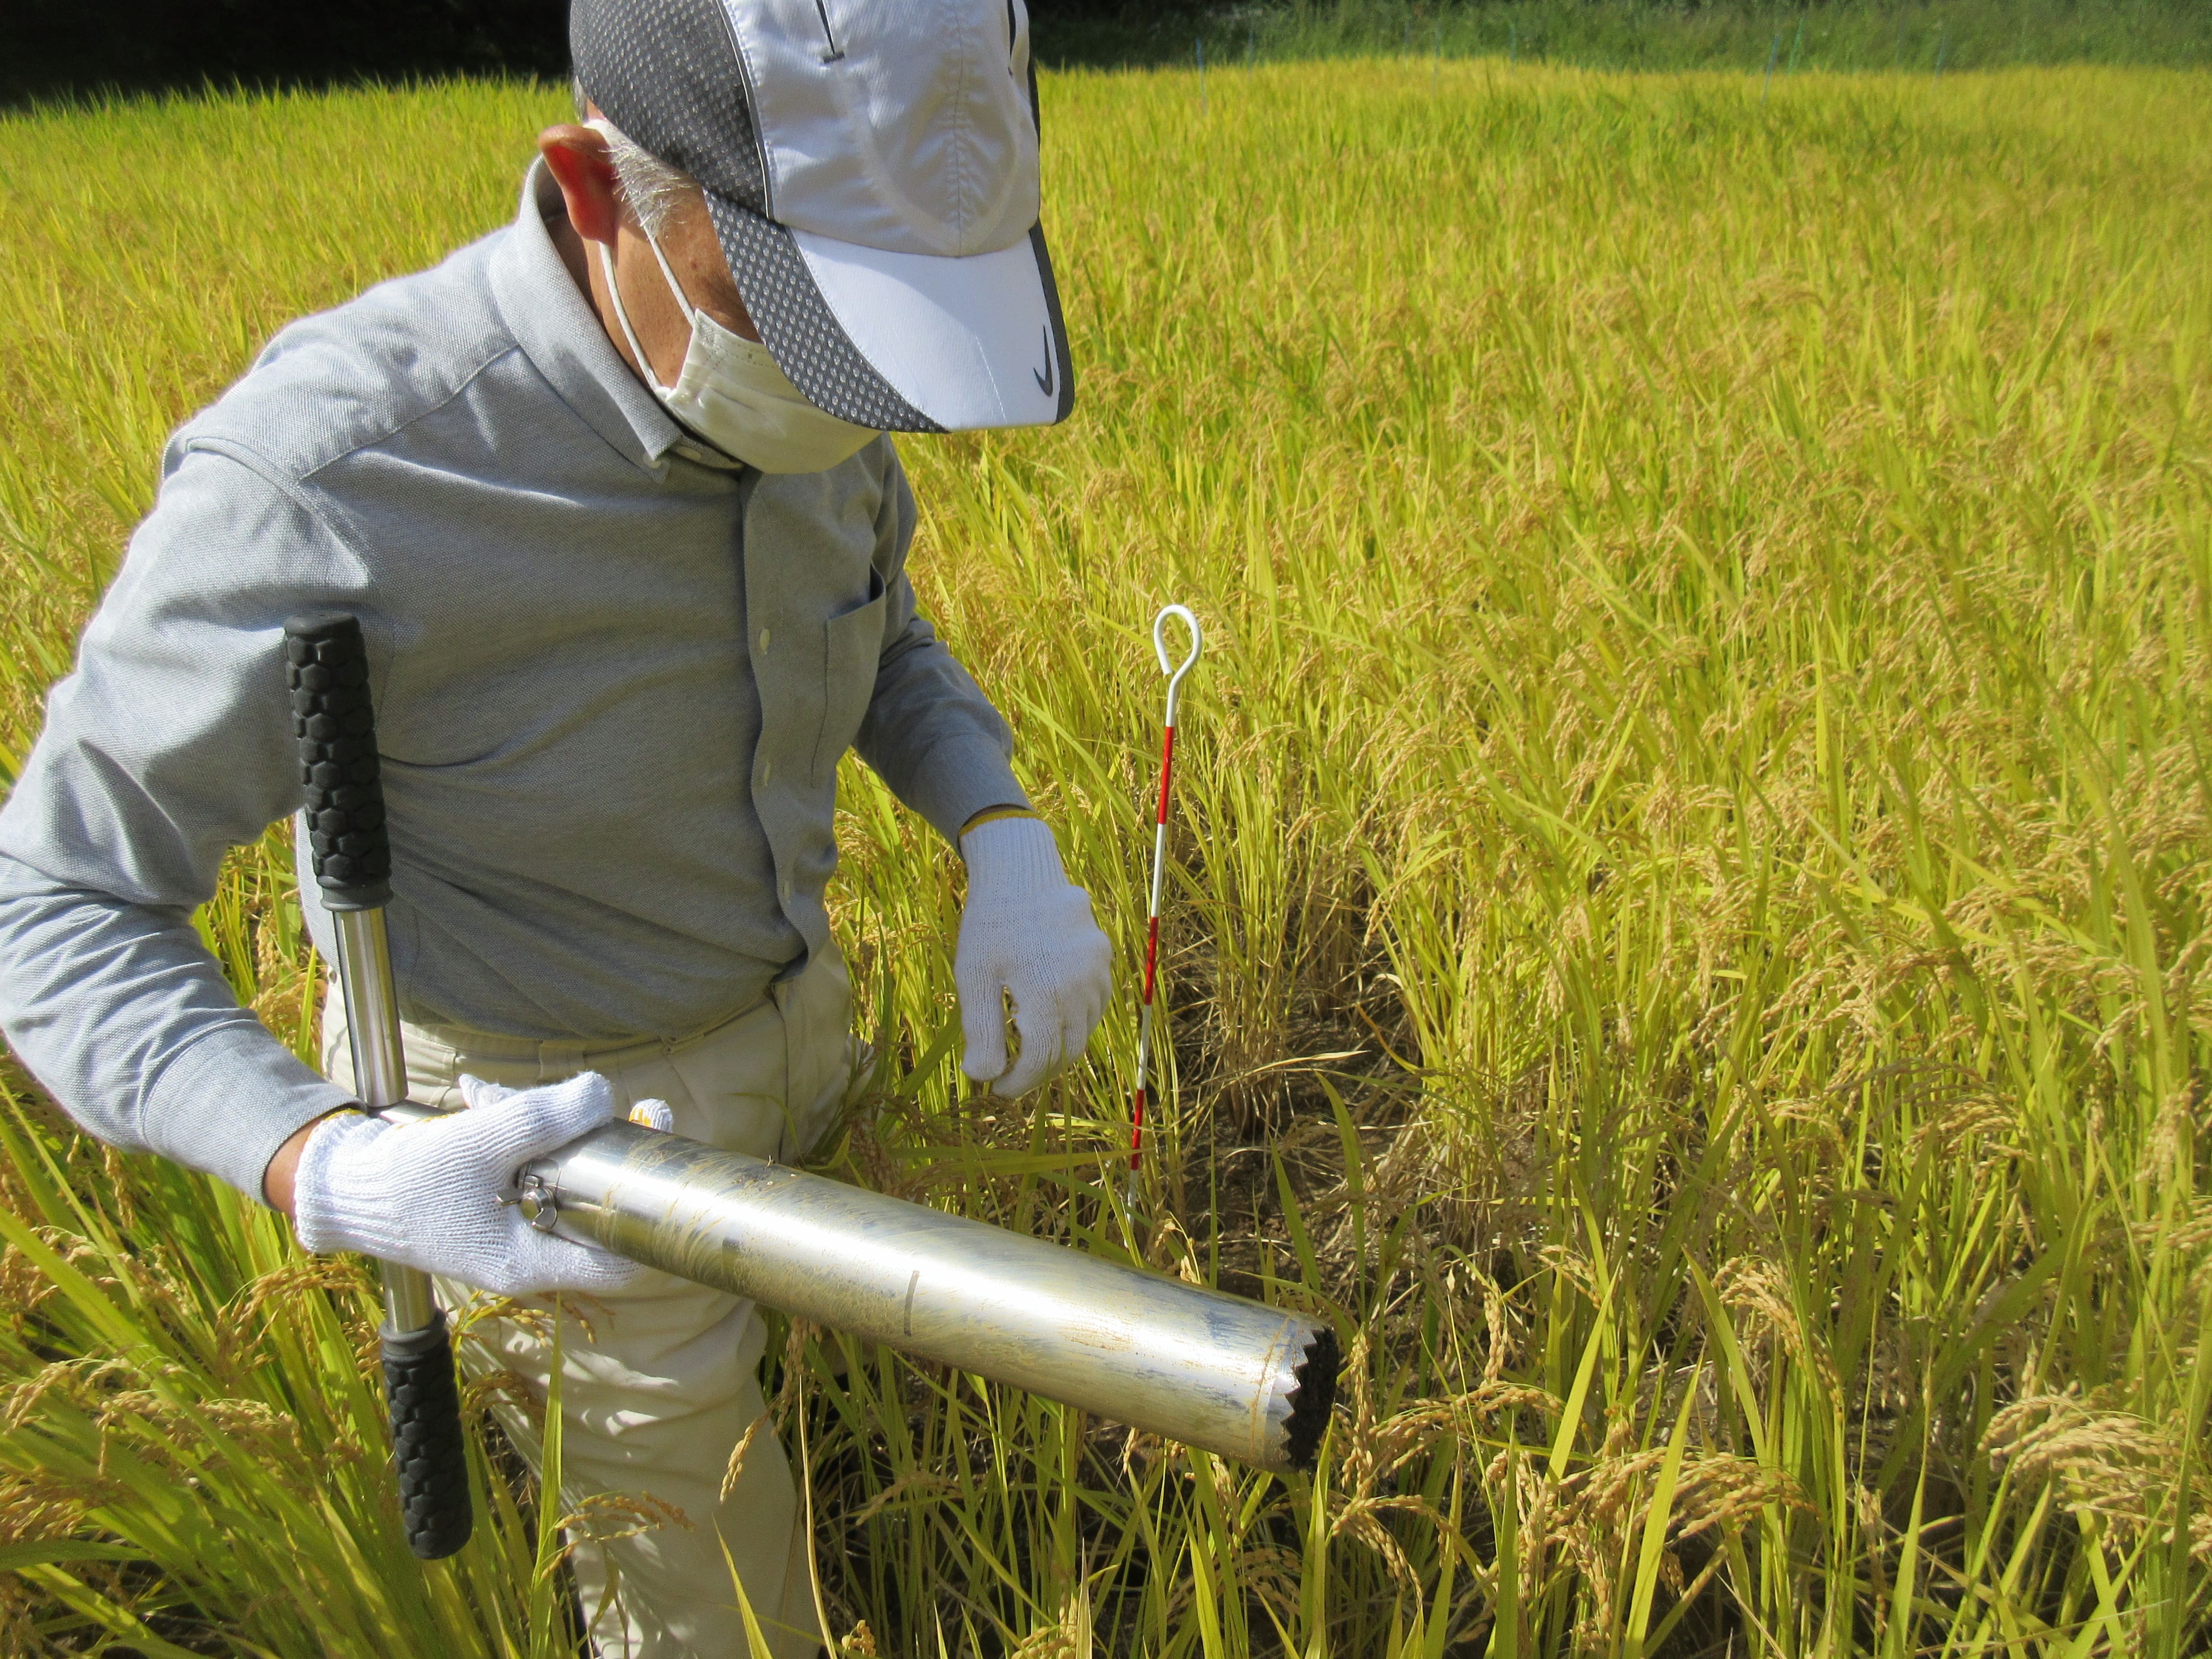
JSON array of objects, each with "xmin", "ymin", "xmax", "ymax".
[{"xmin": 0, "ymin": 53, "xmax": 2209, "ymax": 1656}]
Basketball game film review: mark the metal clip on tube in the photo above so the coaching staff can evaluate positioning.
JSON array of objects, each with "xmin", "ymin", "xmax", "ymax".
[{"xmin": 286, "ymin": 613, "xmax": 471, "ymax": 1560}]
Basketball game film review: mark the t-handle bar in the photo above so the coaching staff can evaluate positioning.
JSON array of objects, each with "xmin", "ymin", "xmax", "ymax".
[{"xmin": 285, "ymin": 612, "xmax": 471, "ymax": 1561}]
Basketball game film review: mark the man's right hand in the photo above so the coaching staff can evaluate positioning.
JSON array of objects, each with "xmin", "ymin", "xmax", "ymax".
[{"xmin": 291, "ymin": 1071, "xmax": 641, "ymax": 1297}]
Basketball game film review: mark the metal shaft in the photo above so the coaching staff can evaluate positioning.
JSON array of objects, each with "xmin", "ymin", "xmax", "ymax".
[
  {"xmin": 444, "ymin": 1115, "xmax": 1337, "ymax": 1473},
  {"xmin": 332, "ymin": 907, "xmax": 436, "ymax": 1335}
]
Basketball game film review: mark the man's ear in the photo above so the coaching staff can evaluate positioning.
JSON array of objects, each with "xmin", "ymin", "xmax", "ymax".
[{"xmin": 539, "ymin": 123, "xmax": 625, "ymax": 247}]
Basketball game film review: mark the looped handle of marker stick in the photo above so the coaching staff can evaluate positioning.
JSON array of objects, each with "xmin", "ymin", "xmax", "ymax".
[
  {"xmin": 284, "ymin": 613, "xmax": 392, "ymax": 910},
  {"xmin": 1153, "ymin": 605, "xmax": 1203, "ymax": 728}
]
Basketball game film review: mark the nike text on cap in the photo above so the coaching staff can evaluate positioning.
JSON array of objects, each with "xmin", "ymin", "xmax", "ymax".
[{"xmin": 572, "ymin": 0, "xmax": 1076, "ymax": 433}]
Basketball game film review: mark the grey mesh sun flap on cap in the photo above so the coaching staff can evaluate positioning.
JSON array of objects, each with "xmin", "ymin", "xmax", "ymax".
[{"xmin": 572, "ymin": 0, "xmax": 1076, "ymax": 435}]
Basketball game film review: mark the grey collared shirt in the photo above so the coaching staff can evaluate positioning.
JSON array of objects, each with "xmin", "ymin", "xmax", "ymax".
[{"xmin": 0, "ymin": 161, "xmax": 1027, "ymax": 1199}]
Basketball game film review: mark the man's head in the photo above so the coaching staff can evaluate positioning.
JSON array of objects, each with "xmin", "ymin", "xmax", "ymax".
[{"xmin": 549, "ymin": 0, "xmax": 1074, "ymax": 436}]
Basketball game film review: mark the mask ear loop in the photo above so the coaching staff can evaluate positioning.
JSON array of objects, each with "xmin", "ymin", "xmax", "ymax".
[
  {"xmin": 636, "ymin": 227, "xmax": 696, "ymax": 327},
  {"xmin": 597, "ymin": 239, "xmax": 672, "ymax": 395},
  {"xmin": 599, "ymin": 222, "xmax": 704, "ymax": 391},
  {"xmin": 586, "ymin": 118, "xmax": 699, "ymax": 392}
]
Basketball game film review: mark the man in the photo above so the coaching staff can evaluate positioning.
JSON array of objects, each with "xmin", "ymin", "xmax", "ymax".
[{"xmin": 0, "ymin": 1, "xmax": 1110, "ymax": 1653}]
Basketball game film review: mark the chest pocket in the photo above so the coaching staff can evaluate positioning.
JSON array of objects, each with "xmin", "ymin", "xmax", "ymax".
[{"xmin": 814, "ymin": 565, "xmax": 888, "ymax": 784}]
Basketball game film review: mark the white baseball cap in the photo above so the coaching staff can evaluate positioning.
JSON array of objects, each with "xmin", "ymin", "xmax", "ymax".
[{"xmin": 571, "ymin": 0, "xmax": 1075, "ymax": 433}]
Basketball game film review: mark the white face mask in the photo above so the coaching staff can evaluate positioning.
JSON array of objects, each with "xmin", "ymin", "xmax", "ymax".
[{"xmin": 598, "ymin": 228, "xmax": 880, "ymax": 474}]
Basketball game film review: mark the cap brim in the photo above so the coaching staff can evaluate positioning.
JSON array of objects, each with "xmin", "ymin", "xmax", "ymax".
[{"xmin": 709, "ymin": 195, "xmax": 1076, "ymax": 435}]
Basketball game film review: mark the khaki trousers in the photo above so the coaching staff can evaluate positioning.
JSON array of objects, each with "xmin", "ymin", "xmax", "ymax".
[{"xmin": 322, "ymin": 954, "xmax": 852, "ymax": 1659}]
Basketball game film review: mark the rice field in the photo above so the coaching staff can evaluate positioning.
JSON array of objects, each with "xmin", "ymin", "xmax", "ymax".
[
  {"xmin": 1218, "ymin": 0, "xmax": 2212, "ymax": 77},
  {"xmin": 1, "ymin": 53, "xmax": 2210, "ymax": 1656}
]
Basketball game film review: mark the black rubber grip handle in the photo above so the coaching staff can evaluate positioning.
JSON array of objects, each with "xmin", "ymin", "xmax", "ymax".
[
  {"xmin": 381, "ymin": 1311, "xmax": 473, "ymax": 1560},
  {"xmin": 284, "ymin": 613, "xmax": 391, "ymax": 909}
]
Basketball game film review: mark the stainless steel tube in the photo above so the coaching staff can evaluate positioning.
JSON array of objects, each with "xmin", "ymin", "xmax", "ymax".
[
  {"xmin": 506, "ymin": 1122, "xmax": 1339, "ymax": 1473},
  {"xmin": 332, "ymin": 906, "xmax": 439, "ymax": 1336},
  {"xmin": 332, "ymin": 908, "xmax": 407, "ymax": 1107}
]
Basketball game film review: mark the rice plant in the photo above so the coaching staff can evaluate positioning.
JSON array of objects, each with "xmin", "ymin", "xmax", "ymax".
[{"xmin": 1, "ymin": 54, "xmax": 2208, "ymax": 1655}]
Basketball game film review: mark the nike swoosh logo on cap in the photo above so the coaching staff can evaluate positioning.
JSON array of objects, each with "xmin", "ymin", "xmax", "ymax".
[{"xmin": 1033, "ymin": 325, "xmax": 1056, "ymax": 397}]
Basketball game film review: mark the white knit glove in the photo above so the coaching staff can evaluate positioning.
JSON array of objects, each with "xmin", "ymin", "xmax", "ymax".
[
  {"xmin": 294, "ymin": 1071, "xmax": 642, "ymax": 1297},
  {"xmin": 956, "ymin": 816, "xmax": 1113, "ymax": 1096}
]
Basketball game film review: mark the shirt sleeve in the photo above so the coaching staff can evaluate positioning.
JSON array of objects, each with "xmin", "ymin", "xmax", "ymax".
[
  {"xmin": 0, "ymin": 440, "xmax": 364, "ymax": 1201},
  {"xmin": 849, "ymin": 446, "xmax": 1032, "ymax": 842}
]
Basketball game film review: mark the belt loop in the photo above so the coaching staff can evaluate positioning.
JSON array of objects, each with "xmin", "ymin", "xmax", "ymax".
[
  {"xmin": 772, "ymin": 974, "xmax": 796, "ymax": 1134},
  {"xmin": 537, "ymin": 1041, "xmax": 580, "ymax": 1084}
]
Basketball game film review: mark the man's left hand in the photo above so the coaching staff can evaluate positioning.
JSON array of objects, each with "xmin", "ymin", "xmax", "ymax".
[{"xmin": 955, "ymin": 815, "xmax": 1112, "ymax": 1096}]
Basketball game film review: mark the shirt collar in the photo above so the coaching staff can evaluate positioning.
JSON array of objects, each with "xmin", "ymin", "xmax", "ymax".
[{"xmin": 489, "ymin": 158, "xmax": 706, "ymax": 476}]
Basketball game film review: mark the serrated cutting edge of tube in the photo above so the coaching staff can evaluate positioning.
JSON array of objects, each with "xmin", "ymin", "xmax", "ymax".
[{"xmin": 1281, "ymin": 1324, "xmax": 1341, "ymax": 1472}]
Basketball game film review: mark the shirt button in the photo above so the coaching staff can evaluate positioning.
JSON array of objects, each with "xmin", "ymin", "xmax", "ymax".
[
  {"xmin": 758, "ymin": 758, "xmax": 772, "ymax": 786},
  {"xmin": 778, "ymin": 877, "xmax": 792, "ymax": 902},
  {"xmin": 674, "ymin": 444, "xmax": 702, "ymax": 462},
  {"xmin": 758, "ymin": 627, "xmax": 771, "ymax": 652}
]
